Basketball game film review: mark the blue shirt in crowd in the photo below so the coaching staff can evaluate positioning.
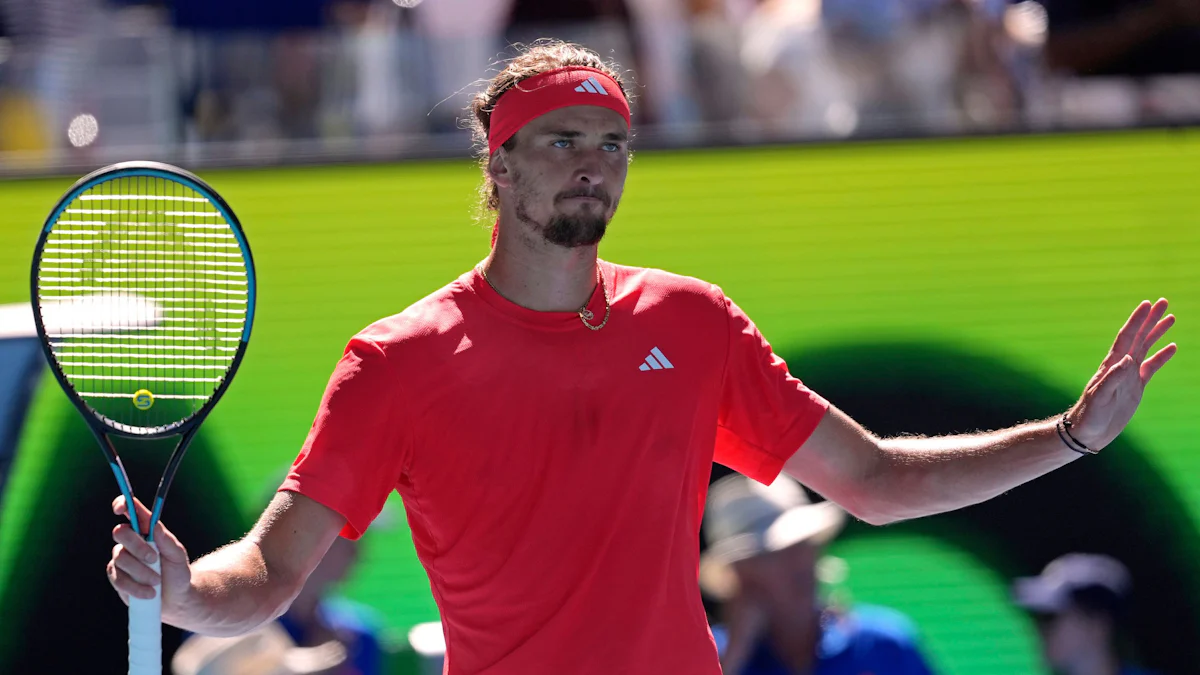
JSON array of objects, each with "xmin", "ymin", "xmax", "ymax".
[
  {"xmin": 278, "ymin": 598, "xmax": 384, "ymax": 675},
  {"xmin": 712, "ymin": 604, "xmax": 935, "ymax": 675}
]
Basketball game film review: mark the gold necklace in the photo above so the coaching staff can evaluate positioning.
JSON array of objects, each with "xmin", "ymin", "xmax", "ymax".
[{"xmin": 478, "ymin": 263, "xmax": 611, "ymax": 331}]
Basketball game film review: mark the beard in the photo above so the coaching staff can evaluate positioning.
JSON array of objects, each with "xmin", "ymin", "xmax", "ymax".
[
  {"xmin": 514, "ymin": 189, "xmax": 612, "ymax": 248},
  {"xmin": 542, "ymin": 211, "xmax": 607, "ymax": 247}
]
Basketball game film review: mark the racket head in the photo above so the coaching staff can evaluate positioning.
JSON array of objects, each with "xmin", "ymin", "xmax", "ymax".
[{"xmin": 31, "ymin": 161, "xmax": 256, "ymax": 439}]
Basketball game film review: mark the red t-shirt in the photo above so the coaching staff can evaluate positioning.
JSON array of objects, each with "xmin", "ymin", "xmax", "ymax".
[{"xmin": 282, "ymin": 260, "xmax": 829, "ymax": 674}]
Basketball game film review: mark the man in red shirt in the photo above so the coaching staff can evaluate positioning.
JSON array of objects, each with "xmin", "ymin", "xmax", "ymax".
[{"xmin": 107, "ymin": 41, "xmax": 1177, "ymax": 674}]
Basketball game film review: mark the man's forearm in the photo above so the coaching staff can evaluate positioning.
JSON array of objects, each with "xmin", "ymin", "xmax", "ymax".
[
  {"xmin": 167, "ymin": 538, "xmax": 299, "ymax": 636},
  {"xmin": 864, "ymin": 418, "xmax": 1082, "ymax": 524},
  {"xmin": 793, "ymin": 301, "xmax": 1176, "ymax": 526}
]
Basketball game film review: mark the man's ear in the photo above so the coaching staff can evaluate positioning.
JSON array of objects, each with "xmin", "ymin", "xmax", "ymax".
[{"xmin": 489, "ymin": 147, "xmax": 514, "ymax": 189}]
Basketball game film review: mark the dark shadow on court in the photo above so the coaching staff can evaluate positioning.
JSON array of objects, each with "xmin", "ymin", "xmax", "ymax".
[{"xmin": 0, "ymin": 392, "xmax": 248, "ymax": 673}]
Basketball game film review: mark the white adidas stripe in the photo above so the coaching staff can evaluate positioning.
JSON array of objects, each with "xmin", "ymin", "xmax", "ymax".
[
  {"xmin": 573, "ymin": 77, "xmax": 609, "ymax": 96},
  {"xmin": 650, "ymin": 347, "xmax": 673, "ymax": 368}
]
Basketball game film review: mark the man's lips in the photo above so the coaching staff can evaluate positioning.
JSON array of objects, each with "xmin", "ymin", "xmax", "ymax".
[{"xmin": 558, "ymin": 192, "xmax": 610, "ymax": 207}]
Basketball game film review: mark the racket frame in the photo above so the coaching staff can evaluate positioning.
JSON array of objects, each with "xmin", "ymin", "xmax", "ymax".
[{"xmin": 29, "ymin": 161, "xmax": 256, "ymax": 674}]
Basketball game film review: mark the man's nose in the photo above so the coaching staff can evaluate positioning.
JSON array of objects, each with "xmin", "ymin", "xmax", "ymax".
[{"xmin": 574, "ymin": 154, "xmax": 605, "ymax": 185}]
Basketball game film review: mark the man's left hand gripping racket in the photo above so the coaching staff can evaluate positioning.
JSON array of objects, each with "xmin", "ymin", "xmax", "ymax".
[{"xmin": 30, "ymin": 161, "xmax": 255, "ymax": 675}]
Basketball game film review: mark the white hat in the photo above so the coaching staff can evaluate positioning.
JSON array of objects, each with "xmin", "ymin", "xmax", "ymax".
[
  {"xmin": 699, "ymin": 474, "xmax": 846, "ymax": 599},
  {"xmin": 171, "ymin": 622, "xmax": 347, "ymax": 675}
]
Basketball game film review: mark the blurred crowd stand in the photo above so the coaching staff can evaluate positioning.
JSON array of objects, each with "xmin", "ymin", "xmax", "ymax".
[{"xmin": 0, "ymin": 0, "xmax": 1197, "ymax": 172}]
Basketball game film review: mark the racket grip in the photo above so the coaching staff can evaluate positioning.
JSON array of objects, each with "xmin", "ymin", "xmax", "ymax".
[{"xmin": 128, "ymin": 540, "xmax": 162, "ymax": 675}]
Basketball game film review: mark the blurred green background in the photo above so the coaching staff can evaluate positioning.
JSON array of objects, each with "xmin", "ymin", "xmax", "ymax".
[{"xmin": 1, "ymin": 128, "xmax": 1197, "ymax": 673}]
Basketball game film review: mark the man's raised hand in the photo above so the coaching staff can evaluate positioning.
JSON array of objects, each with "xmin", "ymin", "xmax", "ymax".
[{"xmin": 1068, "ymin": 298, "xmax": 1177, "ymax": 451}]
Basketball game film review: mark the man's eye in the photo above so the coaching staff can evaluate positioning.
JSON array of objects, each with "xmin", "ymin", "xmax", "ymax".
[
  {"xmin": 553, "ymin": 139, "xmax": 571, "ymax": 148},
  {"xmin": 602, "ymin": 143, "xmax": 621, "ymax": 152}
]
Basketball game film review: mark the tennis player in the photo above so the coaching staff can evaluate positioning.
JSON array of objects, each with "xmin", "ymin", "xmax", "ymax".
[{"xmin": 107, "ymin": 41, "xmax": 1177, "ymax": 674}]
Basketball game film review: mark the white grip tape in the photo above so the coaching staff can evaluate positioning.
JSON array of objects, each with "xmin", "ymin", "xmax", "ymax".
[{"xmin": 128, "ymin": 540, "xmax": 162, "ymax": 675}]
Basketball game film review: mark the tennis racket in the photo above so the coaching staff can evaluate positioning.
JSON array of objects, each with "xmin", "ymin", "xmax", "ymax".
[{"xmin": 30, "ymin": 161, "xmax": 256, "ymax": 675}]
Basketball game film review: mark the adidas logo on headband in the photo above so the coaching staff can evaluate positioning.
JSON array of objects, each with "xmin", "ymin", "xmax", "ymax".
[{"xmin": 574, "ymin": 77, "xmax": 610, "ymax": 96}]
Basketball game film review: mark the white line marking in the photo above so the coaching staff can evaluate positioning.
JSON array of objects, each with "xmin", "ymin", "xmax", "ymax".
[
  {"xmin": 78, "ymin": 392, "xmax": 210, "ymax": 399},
  {"xmin": 52, "ymin": 351, "xmax": 235, "ymax": 361},
  {"xmin": 40, "ymin": 295, "xmax": 246, "ymax": 304},
  {"xmin": 68, "ymin": 374, "xmax": 222, "ymax": 382},
  {"xmin": 65, "ymin": 209, "xmax": 222, "ymax": 217},
  {"xmin": 42, "ymin": 258, "xmax": 246, "ymax": 267},
  {"xmin": 62, "ymin": 361, "xmax": 230, "ymax": 369},
  {"xmin": 40, "ymin": 286, "xmax": 247, "ymax": 295},
  {"xmin": 40, "ymin": 277, "xmax": 246, "ymax": 286},
  {"xmin": 80, "ymin": 195, "xmax": 207, "ymax": 202},
  {"xmin": 56, "ymin": 220, "xmax": 229, "ymax": 230},
  {"xmin": 50, "ymin": 342, "xmax": 236, "ymax": 352},
  {"xmin": 47, "ymin": 333, "xmax": 240, "ymax": 341},
  {"xmin": 43, "ymin": 249, "xmax": 245, "ymax": 258}
]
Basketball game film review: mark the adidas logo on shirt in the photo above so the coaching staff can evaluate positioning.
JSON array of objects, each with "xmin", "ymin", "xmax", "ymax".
[
  {"xmin": 638, "ymin": 347, "xmax": 674, "ymax": 371},
  {"xmin": 574, "ymin": 77, "xmax": 610, "ymax": 96}
]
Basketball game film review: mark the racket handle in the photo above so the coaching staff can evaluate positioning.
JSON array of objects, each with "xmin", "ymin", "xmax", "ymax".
[{"xmin": 128, "ymin": 540, "xmax": 162, "ymax": 675}]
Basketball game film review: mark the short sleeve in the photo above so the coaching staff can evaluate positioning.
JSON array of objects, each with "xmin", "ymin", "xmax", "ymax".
[
  {"xmin": 280, "ymin": 337, "xmax": 410, "ymax": 540},
  {"xmin": 715, "ymin": 295, "xmax": 828, "ymax": 485}
]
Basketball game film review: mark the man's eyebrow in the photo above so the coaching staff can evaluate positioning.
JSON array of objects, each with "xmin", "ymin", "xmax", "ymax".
[{"xmin": 542, "ymin": 129, "xmax": 628, "ymax": 141}]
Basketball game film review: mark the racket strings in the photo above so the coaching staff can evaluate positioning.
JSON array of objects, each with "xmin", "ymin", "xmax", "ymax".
[{"xmin": 36, "ymin": 175, "xmax": 250, "ymax": 433}]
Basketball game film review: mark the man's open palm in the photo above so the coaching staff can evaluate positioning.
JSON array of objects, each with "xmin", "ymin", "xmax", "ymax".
[{"xmin": 1071, "ymin": 299, "xmax": 1177, "ymax": 450}]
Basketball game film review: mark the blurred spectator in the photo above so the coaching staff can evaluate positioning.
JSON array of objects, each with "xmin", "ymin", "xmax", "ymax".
[
  {"xmin": 174, "ymin": 0, "xmax": 352, "ymax": 145},
  {"xmin": 172, "ymin": 621, "xmax": 347, "ymax": 675},
  {"xmin": 335, "ymin": 1, "xmax": 429, "ymax": 139},
  {"xmin": 819, "ymin": 0, "xmax": 944, "ymax": 134},
  {"xmin": 413, "ymin": 0, "xmax": 507, "ymax": 134},
  {"xmin": 703, "ymin": 474, "xmax": 936, "ymax": 675},
  {"xmin": 276, "ymin": 536, "xmax": 385, "ymax": 675},
  {"xmin": 1040, "ymin": 0, "xmax": 1200, "ymax": 76},
  {"xmin": 1013, "ymin": 553, "xmax": 1160, "ymax": 675},
  {"xmin": 902, "ymin": 0, "xmax": 1022, "ymax": 130},
  {"xmin": 961, "ymin": 0, "xmax": 1029, "ymax": 127},
  {"xmin": 683, "ymin": 0, "xmax": 748, "ymax": 130},
  {"xmin": 738, "ymin": 0, "xmax": 1015, "ymax": 139},
  {"xmin": 739, "ymin": 0, "xmax": 852, "ymax": 138}
]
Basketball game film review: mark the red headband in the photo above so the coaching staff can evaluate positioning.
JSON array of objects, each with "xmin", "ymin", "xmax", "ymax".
[{"xmin": 487, "ymin": 66, "xmax": 630, "ymax": 156}]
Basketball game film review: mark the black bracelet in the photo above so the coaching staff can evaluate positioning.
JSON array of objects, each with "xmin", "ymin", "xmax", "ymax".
[{"xmin": 1057, "ymin": 415, "xmax": 1097, "ymax": 455}]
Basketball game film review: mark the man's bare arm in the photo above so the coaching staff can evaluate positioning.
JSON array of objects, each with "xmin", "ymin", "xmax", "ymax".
[
  {"xmin": 784, "ymin": 407, "xmax": 1080, "ymax": 524},
  {"xmin": 783, "ymin": 299, "xmax": 1176, "ymax": 525},
  {"xmin": 109, "ymin": 490, "xmax": 345, "ymax": 636}
]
